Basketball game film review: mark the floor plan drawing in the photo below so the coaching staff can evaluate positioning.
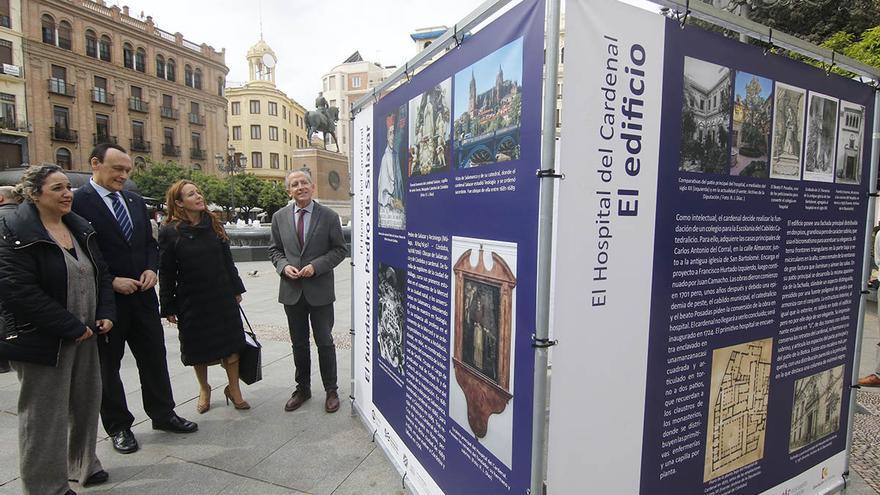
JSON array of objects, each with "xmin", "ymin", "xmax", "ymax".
[{"xmin": 704, "ymin": 338, "xmax": 773, "ymax": 482}]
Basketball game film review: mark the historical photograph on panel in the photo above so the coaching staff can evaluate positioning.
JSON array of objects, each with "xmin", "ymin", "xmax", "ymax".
[
  {"xmin": 770, "ymin": 82, "xmax": 806, "ymax": 180},
  {"xmin": 730, "ymin": 72, "xmax": 772, "ymax": 178},
  {"xmin": 448, "ymin": 236, "xmax": 517, "ymax": 468},
  {"xmin": 704, "ymin": 337, "xmax": 773, "ymax": 482},
  {"xmin": 678, "ymin": 57, "xmax": 732, "ymax": 174},
  {"xmin": 378, "ymin": 104, "xmax": 407, "ymax": 230},
  {"xmin": 835, "ymin": 101, "xmax": 865, "ymax": 184},
  {"xmin": 377, "ymin": 263, "xmax": 406, "ymax": 375},
  {"xmin": 789, "ymin": 365, "xmax": 844, "ymax": 453},
  {"xmin": 408, "ymin": 78, "xmax": 452, "ymax": 177},
  {"xmin": 453, "ymin": 37, "xmax": 523, "ymax": 169},
  {"xmin": 802, "ymin": 92, "xmax": 839, "ymax": 183}
]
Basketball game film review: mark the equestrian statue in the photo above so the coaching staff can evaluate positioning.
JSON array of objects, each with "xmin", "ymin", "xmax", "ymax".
[{"xmin": 305, "ymin": 91, "xmax": 340, "ymax": 152}]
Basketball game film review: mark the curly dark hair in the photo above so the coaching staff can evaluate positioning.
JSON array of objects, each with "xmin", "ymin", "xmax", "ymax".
[{"xmin": 18, "ymin": 164, "xmax": 65, "ymax": 202}]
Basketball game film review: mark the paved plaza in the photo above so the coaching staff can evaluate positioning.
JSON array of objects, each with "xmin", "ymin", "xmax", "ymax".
[{"xmin": 0, "ymin": 260, "xmax": 879, "ymax": 494}]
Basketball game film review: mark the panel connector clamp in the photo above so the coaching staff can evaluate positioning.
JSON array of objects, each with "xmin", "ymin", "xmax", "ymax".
[
  {"xmin": 536, "ymin": 168, "xmax": 564, "ymax": 180},
  {"xmin": 532, "ymin": 335, "xmax": 558, "ymax": 348}
]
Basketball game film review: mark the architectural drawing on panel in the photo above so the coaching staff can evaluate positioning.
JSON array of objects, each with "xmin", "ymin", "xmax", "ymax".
[
  {"xmin": 704, "ymin": 338, "xmax": 772, "ymax": 482},
  {"xmin": 789, "ymin": 365, "xmax": 843, "ymax": 453},
  {"xmin": 835, "ymin": 101, "xmax": 865, "ymax": 184}
]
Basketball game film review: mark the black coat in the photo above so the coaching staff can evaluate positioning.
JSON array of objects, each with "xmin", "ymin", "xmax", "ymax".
[
  {"xmin": 0, "ymin": 204, "xmax": 116, "ymax": 366},
  {"xmin": 158, "ymin": 216, "xmax": 246, "ymax": 365}
]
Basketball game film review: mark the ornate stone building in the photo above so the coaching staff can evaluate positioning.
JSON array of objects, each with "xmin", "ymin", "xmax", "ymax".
[
  {"xmin": 22, "ymin": 0, "xmax": 228, "ymax": 173},
  {"xmin": 0, "ymin": 0, "xmax": 28, "ymax": 167},
  {"xmin": 226, "ymin": 39, "xmax": 308, "ymax": 183}
]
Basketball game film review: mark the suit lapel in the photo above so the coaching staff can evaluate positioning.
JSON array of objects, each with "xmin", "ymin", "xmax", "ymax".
[
  {"xmin": 279, "ymin": 205, "xmax": 300, "ymax": 254},
  {"xmin": 82, "ymin": 184, "xmax": 129, "ymax": 243}
]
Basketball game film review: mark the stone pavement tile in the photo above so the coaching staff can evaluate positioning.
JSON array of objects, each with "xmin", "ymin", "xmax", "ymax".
[
  {"xmin": 246, "ymin": 407, "xmax": 375, "ymax": 494},
  {"xmin": 331, "ymin": 447, "xmax": 409, "ymax": 495},
  {"xmin": 217, "ymin": 477, "xmax": 309, "ymax": 495},
  {"xmin": 0, "ymin": 412, "xmax": 19, "ymax": 486}
]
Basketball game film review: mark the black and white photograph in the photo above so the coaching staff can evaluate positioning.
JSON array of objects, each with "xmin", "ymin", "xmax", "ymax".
[
  {"xmin": 835, "ymin": 101, "xmax": 865, "ymax": 184},
  {"xmin": 770, "ymin": 82, "xmax": 806, "ymax": 180},
  {"xmin": 377, "ymin": 262, "xmax": 406, "ymax": 375},
  {"xmin": 679, "ymin": 57, "xmax": 732, "ymax": 174},
  {"xmin": 802, "ymin": 91, "xmax": 839, "ymax": 183},
  {"xmin": 409, "ymin": 79, "xmax": 452, "ymax": 177},
  {"xmin": 789, "ymin": 365, "xmax": 844, "ymax": 452}
]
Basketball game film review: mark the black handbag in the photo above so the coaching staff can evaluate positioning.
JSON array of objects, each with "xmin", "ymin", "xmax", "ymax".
[{"xmin": 238, "ymin": 307, "xmax": 262, "ymax": 385}]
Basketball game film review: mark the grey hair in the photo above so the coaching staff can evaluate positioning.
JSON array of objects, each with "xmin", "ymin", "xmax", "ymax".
[
  {"xmin": 286, "ymin": 169, "xmax": 313, "ymax": 188},
  {"xmin": 18, "ymin": 164, "xmax": 65, "ymax": 202},
  {"xmin": 0, "ymin": 185, "xmax": 22, "ymax": 204}
]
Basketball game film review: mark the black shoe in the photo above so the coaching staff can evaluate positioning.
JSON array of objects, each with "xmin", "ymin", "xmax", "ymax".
[
  {"xmin": 111, "ymin": 429, "xmax": 138, "ymax": 454},
  {"xmin": 0, "ymin": 359, "xmax": 10, "ymax": 373},
  {"xmin": 83, "ymin": 469, "xmax": 109, "ymax": 487},
  {"xmin": 152, "ymin": 413, "xmax": 198, "ymax": 433}
]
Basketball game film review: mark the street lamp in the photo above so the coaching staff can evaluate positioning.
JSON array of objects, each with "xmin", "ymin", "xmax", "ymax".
[{"xmin": 215, "ymin": 145, "xmax": 246, "ymax": 222}]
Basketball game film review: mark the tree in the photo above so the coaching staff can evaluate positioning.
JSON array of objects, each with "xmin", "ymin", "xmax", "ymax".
[
  {"xmin": 258, "ymin": 180, "xmax": 289, "ymax": 220},
  {"xmin": 233, "ymin": 173, "xmax": 264, "ymax": 222},
  {"xmin": 130, "ymin": 160, "xmax": 193, "ymax": 201},
  {"xmin": 740, "ymin": 76, "xmax": 771, "ymax": 156}
]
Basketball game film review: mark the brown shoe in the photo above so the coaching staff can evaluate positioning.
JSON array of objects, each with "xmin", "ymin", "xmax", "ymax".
[
  {"xmin": 859, "ymin": 374, "xmax": 880, "ymax": 387},
  {"xmin": 284, "ymin": 390, "xmax": 311, "ymax": 411},
  {"xmin": 325, "ymin": 390, "xmax": 340, "ymax": 413}
]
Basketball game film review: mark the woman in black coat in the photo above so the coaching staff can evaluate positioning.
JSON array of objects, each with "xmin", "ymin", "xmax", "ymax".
[
  {"xmin": 159, "ymin": 180, "xmax": 248, "ymax": 413},
  {"xmin": 0, "ymin": 165, "xmax": 115, "ymax": 495}
]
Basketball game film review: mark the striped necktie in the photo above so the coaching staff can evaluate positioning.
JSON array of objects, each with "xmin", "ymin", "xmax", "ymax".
[{"xmin": 109, "ymin": 192, "xmax": 133, "ymax": 241}]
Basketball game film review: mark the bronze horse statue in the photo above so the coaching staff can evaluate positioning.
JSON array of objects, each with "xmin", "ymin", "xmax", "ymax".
[{"xmin": 305, "ymin": 106, "xmax": 340, "ymax": 152}]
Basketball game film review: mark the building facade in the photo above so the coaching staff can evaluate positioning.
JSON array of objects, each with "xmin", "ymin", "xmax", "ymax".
[
  {"xmin": 226, "ymin": 39, "xmax": 308, "ymax": 183},
  {"xmin": 0, "ymin": 0, "xmax": 28, "ymax": 167},
  {"xmin": 321, "ymin": 51, "xmax": 391, "ymax": 156},
  {"xmin": 23, "ymin": 0, "xmax": 228, "ymax": 173}
]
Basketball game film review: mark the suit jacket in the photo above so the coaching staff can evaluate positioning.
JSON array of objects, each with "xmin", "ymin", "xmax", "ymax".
[
  {"xmin": 73, "ymin": 182, "xmax": 159, "ymax": 308},
  {"xmin": 268, "ymin": 201, "xmax": 346, "ymax": 306}
]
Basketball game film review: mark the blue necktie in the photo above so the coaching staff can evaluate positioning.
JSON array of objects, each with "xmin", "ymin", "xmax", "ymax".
[{"xmin": 109, "ymin": 192, "xmax": 133, "ymax": 241}]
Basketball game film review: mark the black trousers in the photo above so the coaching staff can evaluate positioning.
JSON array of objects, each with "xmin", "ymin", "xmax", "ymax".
[
  {"xmin": 98, "ymin": 293, "xmax": 176, "ymax": 435},
  {"xmin": 284, "ymin": 298, "xmax": 338, "ymax": 393}
]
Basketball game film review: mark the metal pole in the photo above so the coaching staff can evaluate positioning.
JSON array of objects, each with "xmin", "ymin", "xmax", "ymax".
[
  {"xmin": 348, "ymin": 102, "xmax": 357, "ymax": 412},
  {"xmin": 844, "ymin": 88, "xmax": 880, "ymax": 486},
  {"xmin": 531, "ymin": 0, "xmax": 561, "ymax": 492},
  {"xmin": 229, "ymin": 159, "xmax": 236, "ymax": 222}
]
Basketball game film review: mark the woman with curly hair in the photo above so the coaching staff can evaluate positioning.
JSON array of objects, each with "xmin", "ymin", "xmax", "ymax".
[{"xmin": 158, "ymin": 180, "xmax": 249, "ymax": 413}]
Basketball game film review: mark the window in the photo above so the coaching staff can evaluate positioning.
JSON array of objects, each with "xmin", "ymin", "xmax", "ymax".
[
  {"xmin": 161, "ymin": 94, "xmax": 175, "ymax": 118},
  {"xmin": 57, "ymin": 21, "xmax": 71, "ymax": 50},
  {"xmin": 194, "ymin": 69, "xmax": 202, "ymax": 90},
  {"xmin": 283, "ymin": 128, "xmax": 287, "ymax": 143},
  {"xmin": 41, "ymin": 14, "xmax": 55, "ymax": 45},
  {"xmin": 55, "ymin": 148, "xmax": 71, "ymax": 169},
  {"xmin": 156, "ymin": 55, "xmax": 165, "ymax": 78},
  {"xmin": 131, "ymin": 120, "xmax": 145, "ymax": 143},
  {"xmin": 0, "ymin": 0, "xmax": 10, "ymax": 28},
  {"xmin": 130, "ymin": 86, "xmax": 146, "ymax": 112},
  {"xmin": 268, "ymin": 126, "xmax": 278, "ymax": 141},
  {"xmin": 249, "ymin": 100, "xmax": 260, "ymax": 114},
  {"xmin": 99, "ymin": 35, "xmax": 111, "ymax": 62},
  {"xmin": 270, "ymin": 152, "xmax": 279, "ymax": 169},
  {"xmin": 85, "ymin": 30, "xmax": 98, "ymax": 58},
  {"xmin": 135, "ymin": 48, "xmax": 145, "ymax": 72},
  {"xmin": 282, "ymin": 106, "xmax": 286, "ymax": 119},
  {"xmin": 329, "ymin": 99, "xmax": 336, "ymax": 108},
  {"xmin": 232, "ymin": 126, "xmax": 241, "ymax": 140},
  {"xmin": 284, "ymin": 154, "xmax": 288, "ymax": 169},
  {"xmin": 0, "ymin": 92, "xmax": 16, "ymax": 129},
  {"xmin": 166, "ymin": 58, "xmax": 175, "ymax": 81},
  {"xmin": 328, "ymin": 75, "xmax": 336, "ymax": 90},
  {"xmin": 191, "ymin": 132, "xmax": 201, "ymax": 151},
  {"xmin": 251, "ymin": 151, "xmax": 262, "ymax": 168},
  {"xmin": 351, "ymin": 75, "xmax": 361, "ymax": 88},
  {"xmin": 164, "ymin": 127, "xmax": 174, "ymax": 146},
  {"xmin": 250, "ymin": 125, "xmax": 261, "ymax": 140},
  {"xmin": 53, "ymin": 105, "xmax": 69, "ymax": 129},
  {"xmin": 95, "ymin": 114, "xmax": 110, "ymax": 143},
  {"xmin": 123, "ymin": 43, "xmax": 133, "ymax": 68},
  {"xmin": 0, "ymin": 40, "xmax": 12, "ymax": 65},
  {"xmin": 231, "ymin": 101, "xmax": 240, "ymax": 115},
  {"xmin": 93, "ymin": 76, "xmax": 110, "ymax": 104},
  {"xmin": 268, "ymin": 101, "xmax": 277, "ymax": 116},
  {"xmin": 190, "ymin": 101, "xmax": 201, "ymax": 124},
  {"xmin": 184, "ymin": 65, "xmax": 193, "ymax": 87},
  {"xmin": 218, "ymin": 77, "xmax": 224, "ymax": 96}
]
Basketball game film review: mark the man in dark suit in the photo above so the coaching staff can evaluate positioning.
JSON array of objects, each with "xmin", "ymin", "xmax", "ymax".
[
  {"xmin": 0, "ymin": 185, "xmax": 21, "ymax": 374},
  {"xmin": 269, "ymin": 170, "xmax": 347, "ymax": 413},
  {"xmin": 73, "ymin": 144, "xmax": 196, "ymax": 454}
]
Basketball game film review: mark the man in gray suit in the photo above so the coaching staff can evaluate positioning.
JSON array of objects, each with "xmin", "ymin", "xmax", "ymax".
[
  {"xmin": 0, "ymin": 185, "xmax": 22, "ymax": 374},
  {"xmin": 269, "ymin": 170, "xmax": 347, "ymax": 413}
]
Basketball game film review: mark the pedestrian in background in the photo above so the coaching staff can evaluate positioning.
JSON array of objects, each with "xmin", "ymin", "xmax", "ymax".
[
  {"xmin": 0, "ymin": 184, "xmax": 23, "ymax": 374},
  {"xmin": 0, "ymin": 165, "xmax": 115, "ymax": 495},
  {"xmin": 159, "ymin": 180, "xmax": 249, "ymax": 413}
]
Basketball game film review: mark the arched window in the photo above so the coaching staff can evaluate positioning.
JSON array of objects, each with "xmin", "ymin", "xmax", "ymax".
[
  {"xmin": 55, "ymin": 147, "xmax": 72, "ymax": 169},
  {"xmin": 184, "ymin": 64, "xmax": 193, "ymax": 87},
  {"xmin": 57, "ymin": 21, "xmax": 71, "ymax": 50},
  {"xmin": 135, "ymin": 47, "xmax": 146, "ymax": 72},
  {"xmin": 99, "ymin": 35, "xmax": 111, "ymax": 61},
  {"xmin": 41, "ymin": 14, "xmax": 55, "ymax": 44},
  {"xmin": 165, "ymin": 58, "xmax": 176, "ymax": 81},
  {"xmin": 192, "ymin": 163, "xmax": 201, "ymax": 171},
  {"xmin": 156, "ymin": 54, "xmax": 165, "ymax": 79},
  {"xmin": 123, "ymin": 42, "xmax": 134, "ymax": 69},
  {"xmin": 85, "ymin": 29, "xmax": 98, "ymax": 58},
  {"xmin": 194, "ymin": 69, "xmax": 202, "ymax": 90}
]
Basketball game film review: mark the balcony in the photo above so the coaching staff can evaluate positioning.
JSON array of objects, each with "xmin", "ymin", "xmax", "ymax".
[
  {"xmin": 93, "ymin": 134, "xmax": 117, "ymax": 146},
  {"xmin": 0, "ymin": 64, "xmax": 21, "ymax": 77},
  {"xmin": 128, "ymin": 97, "xmax": 149, "ymax": 113},
  {"xmin": 50, "ymin": 127, "xmax": 78, "ymax": 143},
  {"xmin": 160, "ymin": 106, "xmax": 178, "ymax": 119},
  {"xmin": 0, "ymin": 117, "xmax": 27, "ymax": 132},
  {"xmin": 188, "ymin": 113, "xmax": 205, "ymax": 126},
  {"xmin": 130, "ymin": 139, "xmax": 151, "ymax": 152},
  {"xmin": 48, "ymin": 79, "xmax": 75, "ymax": 97},
  {"xmin": 190, "ymin": 148, "xmax": 206, "ymax": 160},
  {"xmin": 162, "ymin": 144, "xmax": 180, "ymax": 157},
  {"xmin": 91, "ymin": 88, "xmax": 115, "ymax": 106}
]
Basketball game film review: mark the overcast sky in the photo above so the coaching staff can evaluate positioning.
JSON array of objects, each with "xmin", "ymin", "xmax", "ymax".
[{"xmin": 115, "ymin": 0, "xmax": 487, "ymax": 106}]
